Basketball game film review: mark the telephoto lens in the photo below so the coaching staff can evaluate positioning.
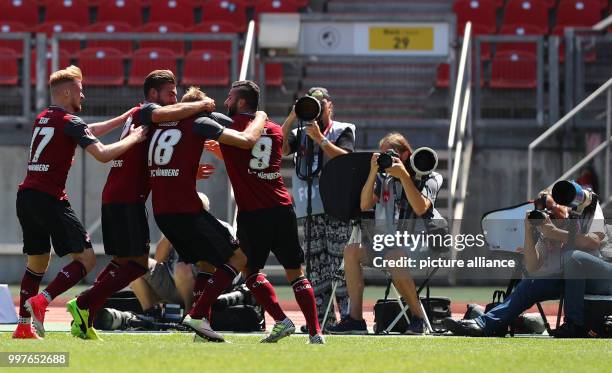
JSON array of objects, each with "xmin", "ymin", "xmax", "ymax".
[{"xmin": 294, "ymin": 96, "xmax": 321, "ymax": 122}]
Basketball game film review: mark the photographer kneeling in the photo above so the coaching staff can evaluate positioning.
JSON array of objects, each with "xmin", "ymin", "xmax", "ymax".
[{"xmin": 328, "ymin": 133, "xmax": 443, "ymax": 335}]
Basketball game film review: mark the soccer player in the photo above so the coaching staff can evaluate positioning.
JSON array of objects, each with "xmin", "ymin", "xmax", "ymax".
[
  {"xmin": 219, "ymin": 81, "xmax": 324, "ymax": 344},
  {"xmin": 66, "ymin": 70, "xmax": 216, "ymax": 340},
  {"xmin": 14, "ymin": 65, "xmax": 148, "ymax": 339},
  {"xmin": 148, "ymin": 86, "xmax": 266, "ymax": 342}
]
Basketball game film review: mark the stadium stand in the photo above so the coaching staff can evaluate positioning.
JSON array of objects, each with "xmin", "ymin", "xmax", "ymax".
[
  {"xmin": 182, "ymin": 49, "xmax": 231, "ymax": 86},
  {"xmin": 0, "ymin": 0, "xmax": 39, "ymax": 28},
  {"xmin": 138, "ymin": 22, "xmax": 187, "ymax": 56},
  {"xmin": 190, "ymin": 22, "xmax": 238, "ymax": 54},
  {"xmin": 35, "ymin": 21, "xmax": 81, "ymax": 56},
  {"xmin": 85, "ymin": 22, "xmax": 135, "ymax": 56},
  {"xmin": 76, "ymin": 47, "xmax": 125, "ymax": 86},
  {"xmin": 202, "ymin": 0, "xmax": 249, "ymax": 32},
  {"xmin": 0, "ymin": 48, "xmax": 19, "ymax": 85},
  {"xmin": 43, "ymin": 0, "xmax": 91, "ymax": 26},
  {"xmin": 490, "ymin": 50, "xmax": 537, "ymax": 88},
  {"xmin": 30, "ymin": 49, "xmax": 71, "ymax": 85},
  {"xmin": 0, "ymin": 21, "xmax": 28, "ymax": 57},
  {"xmin": 128, "ymin": 48, "xmax": 178, "ymax": 85},
  {"xmin": 502, "ymin": 0, "xmax": 549, "ymax": 30},
  {"xmin": 95, "ymin": 0, "xmax": 145, "ymax": 26},
  {"xmin": 148, "ymin": 0, "xmax": 198, "ymax": 27}
]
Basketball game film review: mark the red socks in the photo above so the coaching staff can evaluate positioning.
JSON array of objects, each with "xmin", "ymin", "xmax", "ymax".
[
  {"xmin": 43, "ymin": 260, "xmax": 86, "ymax": 300},
  {"xmin": 189, "ymin": 264, "xmax": 237, "ymax": 320},
  {"xmin": 191, "ymin": 271, "xmax": 213, "ymax": 308},
  {"xmin": 246, "ymin": 272, "xmax": 287, "ymax": 322},
  {"xmin": 292, "ymin": 276, "xmax": 321, "ymax": 336},
  {"xmin": 18, "ymin": 268, "xmax": 44, "ymax": 318},
  {"xmin": 93, "ymin": 260, "xmax": 120, "ymax": 287}
]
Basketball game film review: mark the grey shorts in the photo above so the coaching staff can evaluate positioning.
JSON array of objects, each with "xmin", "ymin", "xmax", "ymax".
[{"xmin": 141, "ymin": 260, "xmax": 193, "ymax": 305}]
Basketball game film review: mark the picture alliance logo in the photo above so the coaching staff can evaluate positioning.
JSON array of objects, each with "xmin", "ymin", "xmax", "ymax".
[{"xmin": 371, "ymin": 231, "xmax": 487, "ymax": 252}]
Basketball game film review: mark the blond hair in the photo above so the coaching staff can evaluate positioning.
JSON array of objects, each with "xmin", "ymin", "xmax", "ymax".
[
  {"xmin": 49, "ymin": 65, "xmax": 82, "ymax": 88},
  {"xmin": 379, "ymin": 132, "xmax": 413, "ymax": 155},
  {"xmin": 181, "ymin": 86, "xmax": 207, "ymax": 103}
]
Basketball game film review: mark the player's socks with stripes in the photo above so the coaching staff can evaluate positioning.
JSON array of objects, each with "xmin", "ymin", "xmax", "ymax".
[
  {"xmin": 291, "ymin": 276, "xmax": 321, "ymax": 336},
  {"xmin": 189, "ymin": 264, "xmax": 238, "ymax": 320},
  {"xmin": 93, "ymin": 260, "xmax": 120, "ymax": 287},
  {"xmin": 246, "ymin": 272, "xmax": 287, "ymax": 321},
  {"xmin": 18, "ymin": 267, "xmax": 44, "ymax": 318},
  {"xmin": 77, "ymin": 261, "xmax": 147, "ymax": 320},
  {"xmin": 191, "ymin": 271, "xmax": 213, "ymax": 308},
  {"xmin": 43, "ymin": 260, "xmax": 86, "ymax": 300}
]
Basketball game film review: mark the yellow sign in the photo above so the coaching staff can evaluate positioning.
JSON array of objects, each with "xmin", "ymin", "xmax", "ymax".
[{"xmin": 369, "ymin": 27, "xmax": 434, "ymax": 51}]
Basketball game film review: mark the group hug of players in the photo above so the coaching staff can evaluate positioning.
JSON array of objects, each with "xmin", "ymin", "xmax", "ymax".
[{"xmin": 13, "ymin": 65, "xmax": 324, "ymax": 344}]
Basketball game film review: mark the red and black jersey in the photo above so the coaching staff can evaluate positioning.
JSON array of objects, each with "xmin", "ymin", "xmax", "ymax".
[
  {"xmin": 149, "ymin": 112, "xmax": 226, "ymax": 215},
  {"xmin": 101, "ymin": 102, "xmax": 159, "ymax": 205},
  {"xmin": 19, "ymin": 106, "xmax": 99, "ymax": 200},
  {"xmin": 220, "ymin": 113, "xmax": 292, "ymax": 212}
]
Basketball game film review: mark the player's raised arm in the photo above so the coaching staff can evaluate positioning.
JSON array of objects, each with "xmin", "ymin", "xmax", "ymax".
[
  {"xmin": 151, "ymin": 97, "xmax": 216, "ymax": 123},
  {"xmin": 85, "ymin": 124, "xmax": 148, "ymax": 163},
  {"xmin": 87, "ymin": 108, "xmax": 134, "ymax": 137},
  {"xmin": 217, "ymin": 111, "xmax": 267, "ymax": 149}
]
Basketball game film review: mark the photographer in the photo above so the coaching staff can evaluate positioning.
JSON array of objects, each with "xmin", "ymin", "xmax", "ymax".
[
  {"xmin": 281, "ymin": 87, "xmax": 356, "ymax": 327},
  {"xmin": 444, "ymin": 189, "xmax": 606, "ymax": 337},
  {"xmin": 329, "ymin": 132, "xmax": 443, "ymax": 335}
]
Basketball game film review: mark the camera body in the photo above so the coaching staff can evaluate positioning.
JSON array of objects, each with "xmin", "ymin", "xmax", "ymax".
[
  {"xmin": 377, "ymin": 149, "xmax": 399, "ymax": 173},
  {"xmin": 528, "ymin": 194, "xmax": 550, "ymax": 226}
]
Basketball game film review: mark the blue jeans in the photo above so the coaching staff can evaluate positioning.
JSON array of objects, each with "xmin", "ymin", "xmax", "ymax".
[
  {"xmin": 563, "ymin": 250, "xmax": 612, "ymax": 326},
  {"xmin": 475, "ymin": 279, "xmax": 562, "ymax": 336}
]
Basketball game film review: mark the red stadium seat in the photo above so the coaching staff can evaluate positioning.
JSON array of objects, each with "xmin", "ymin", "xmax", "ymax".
[
  {"xmin": 490, "ymin": 50, "xmax": 537, "ymax": 89},
  {"xmin": 190, "ymin": 22, "xmax": 238, "ymax": 54},
  {"xmin": 0, "ymin": 0, "xmax": 39, "ymax": 28},
  {"xmin": 128, "ymin": 48, "xmax": 178, "ymax": 85},
  {"xmin": 436, "ymin": 63, "xmax": 450, "ymax": 88},
  {"xmin": 149, "ymin": 0, "xmax": 197, "ymax": 27},
  {"xmin": 263, "ymin": 62, "xmax": 283, "ymax": 86},
  {"xmin": 0, "ymin": 48, "xmax": 19, "ymax": 85},
  {"xmin": 43, "ymin": 0, "xmax": 91, "ymax": 26},
  {"xmin": 30, "ymin": 49, "xmax": 71, "ymax": 85},
  {"xmin": 453, "ymin": 0, "xmax": 497, "ymax": 34},
  {"xmin": 138, "ymin": 23, "xmax": 186, "ymax": 56},
  {"xmin": 556, "ymin": 0, "xmax": 602, "ymax": 27},
  {"xmin": 254, "ymin": 0, "xmax": 300, "ymax": 15},
  {"xmin": 502, "ymin": 0, "xmax": 549, "ymax": 31},
  {"xmin": 95, "ymin": 0, "xmax": 144, "ymax": 26},
  {"xmin": 497, "ymin": 24, "xmax": 547, "ymax": 55},
  {"xmin": 202, "ymin": 0, "xmax": 248, "ymax": 32},
  {"xmin": 182, "ymin": 49, "xmax": 230, "ymax": 86},
  {"xmin": 76, "ymin": 47, "xmax": 124, "ymax": 85},
  {"xmin": 85, "ymin": 22, "xmax": 135, "ymax": 56},
  {"xmin": 35, "ymin": 22, "xmax": 81, "ymax": 56},
  {"xmin": 0, "ymin": 22, "xmax": 28, "ymax": 57}
]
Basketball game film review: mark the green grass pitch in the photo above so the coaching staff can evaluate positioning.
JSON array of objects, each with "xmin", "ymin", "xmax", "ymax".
[{"xmin": 1, "ymin": 332, "xmax": 611, "ymax": 372}]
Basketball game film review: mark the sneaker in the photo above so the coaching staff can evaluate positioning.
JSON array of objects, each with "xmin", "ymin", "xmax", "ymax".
[
  {"xmin": 182, "ymin": 315, "xmax": 225, "ymax": 343},
  {"xmin": 24, "ymin": 294, "xmax": 49, "ymax": 338},
  {"xmin": 553, "ymin": 321, "xmax": 590, "ymax": 338},
  {"xmin": 261, "ymin": 318, "xmax": 295, "ymax": 343},
  {"xmin": 308, "ymin": 334, "xmax": 325, "ymax": 344},
  {"xmin": 12, "ymin": 323, "xmax": 42, "ymax": 339},
  {"xmin": 405, "ymin": 317, "xmax": 429, "ymax": 335},
  {"xmin": 85, "ymin": 326, "xmax": 104, "ymax": 341},
  {"xmin": 66, "ymin": 298, "xmax": 88, "ymax": 339},
  {"xmin": 443, "ymin": 317, "xmax": 484, "ymax": 337},
  {"xmin": 327, "ymin": 316, "xmax": 368, "ymax": 335}
]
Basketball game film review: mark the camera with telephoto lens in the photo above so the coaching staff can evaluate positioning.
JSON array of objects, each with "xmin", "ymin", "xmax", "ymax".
[
  {"xmin": 528, "ymin": 194, "xmax": 550, "ymax": 226},
  {"xmin": 294, "ymin": 96, "xmax": 321, "ymax": 122},
  {"xmin": 377, "ymin": 149, "xmax": 399, "ymax": 174},
  {"xmin": 552, "ymin": 180, "xmax": 595, "ymax": 214}
]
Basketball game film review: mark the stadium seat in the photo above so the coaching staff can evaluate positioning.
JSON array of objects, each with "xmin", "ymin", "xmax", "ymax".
[
  {"xmin": 497, "ymin": 24, "xmax": 547, "ymax": 55},
  {"xmin": 149, "ymin": 0, "xmax": 197, "ymax": 27},
  {"xmin": 254, "ymin": 0, "xmax": 300, "ymax": 15},
  {"xmin": 43, "ymin": 0, "xmax": 91, "ymax": 26},
  {"xmin": 490, "ymin": 50, "xmax": 537, "ymax": 89},
  {"xmin": 502, "ymin": 0, "xmax": 549, "ymax": 31},
  {"xmin": 436, "ymin": 63, "xmax": 450, "ymax": 88},
  {"xmin": 189, "ymin": 22, "xmax": 238, "ymax": 54},
  {"xmin": 95, "ymin": 0, "xmax": 144, "ymax": 26},
  {"xmin": 263, "ymin": 62, "xmax": 283, "ymax": 86},
  {"xmin": 0, "ymin": 0, "xmax": 39, "ymax": 28},
  {"xmin": 128, "ymin": 48, "xmax": 178, "ymax": 85},
  {"xmin": 138, "ymin": 23, "xmax": 186, "ymax": 56},
  {"xmin": 85, "ymin": 22, "xmax": 135, "ymax": 56},
  {"xmin": 0, "ymin": 48, "xmax": 19, "ymax": 85},
  {"xmin": 0, "ymin": 22, "xmax": 28, "ymax": 57},
  {"xmin": 182, "ymin": 49, "xmax": 230, "ymax": 86},
  {"xmin": 556, "ymin": 0, "xmax": 602, "ymax": 27},
  {"xmin": 35, "ymin": 22, "xmax": 81, "ymax": 56},
  {"xmin": 30, "ymin": 49, "xmax": 71, "ymax": 85},
  {"xmin": 453, "ymin": 0, "xmax": 497, "ymax": 34},
  {"xmin": 202, "ymin": 0, "xmax": 248, "ymax": 32},
  {"xmin": 462, "ymin": 22, "xmax": 495, "ymax": 61},
  {"xmin": 76, "ymin": 47, "xmax": 124, "ymax": 86}
]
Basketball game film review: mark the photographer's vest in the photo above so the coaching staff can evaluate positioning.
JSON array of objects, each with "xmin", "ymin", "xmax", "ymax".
[{"xmin": 292, "ymin": 121, "xmax": 356, "ymax": 218}]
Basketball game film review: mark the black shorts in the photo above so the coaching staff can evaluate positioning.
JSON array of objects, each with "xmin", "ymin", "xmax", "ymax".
[
  {"xmin": 237, "ymin": 205, "xmax": 304, "ymax": 271},
  {"xmin": 102, "ymin": 203, "xmax": 150, "ymax": 257},
  {"xmin": 16, "ymin": 189, "xmax": 92, "ymax": 257},
  {"xmin": 155, "ymin": 211, "xmax": 239, "ymax": 266}
]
